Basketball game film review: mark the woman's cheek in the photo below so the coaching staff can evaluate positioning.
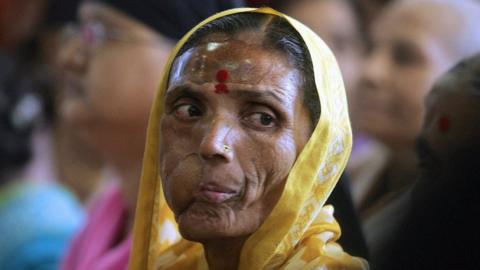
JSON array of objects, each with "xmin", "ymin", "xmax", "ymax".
[
  {"xmin": 255, "ymin": 134, "xmax": 297, "ymax": 193},
  {"xmin": 162, "ymin": 153, "xmax": 203, "ymax": 215}
]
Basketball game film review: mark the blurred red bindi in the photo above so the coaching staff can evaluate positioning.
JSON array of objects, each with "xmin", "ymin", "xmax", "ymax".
[
  {"xmin": 438, "ymin": 116, "xmax": 450, "ymax": 134},
  {"xmin": 214, "ymin": 69, "xmax": 229, "ymax": 94}
]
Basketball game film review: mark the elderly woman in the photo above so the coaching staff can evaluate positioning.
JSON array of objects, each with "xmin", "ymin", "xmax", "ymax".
[{"xmin": 129, "ymin": 8, "xmax": 368, "ymax": 270}]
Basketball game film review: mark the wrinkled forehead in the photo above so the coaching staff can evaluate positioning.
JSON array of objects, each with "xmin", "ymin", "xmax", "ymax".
[{"xmin": 168, "ymin": 39, "xmax": 294, "ymax": 88}]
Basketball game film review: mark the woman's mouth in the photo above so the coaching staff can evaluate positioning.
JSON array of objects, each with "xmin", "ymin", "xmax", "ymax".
[{"xmin": 195, "ymin": 183, "xmax": 238, "ymax": 203}]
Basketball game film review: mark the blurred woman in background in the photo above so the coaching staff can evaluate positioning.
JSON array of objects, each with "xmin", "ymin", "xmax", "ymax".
[{"xmin": 57, "ymin": 1, "xmax": 243, "ymax": 269}]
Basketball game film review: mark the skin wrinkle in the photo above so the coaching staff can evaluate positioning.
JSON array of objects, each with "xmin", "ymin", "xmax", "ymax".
[
  {"xmin": 165, "ymin": 82, "xmax": 295, "ymax": 133},
  {"xmin": 245, "ymin": 159, "xmax": 261, "ymax": 209}
]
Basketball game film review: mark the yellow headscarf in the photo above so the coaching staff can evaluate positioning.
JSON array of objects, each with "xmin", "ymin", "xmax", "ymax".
[{"xmin": 129, "ymin": 7, "xmax": 368, "ymax": 270}]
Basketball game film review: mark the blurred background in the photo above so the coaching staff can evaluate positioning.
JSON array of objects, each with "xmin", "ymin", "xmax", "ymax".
[{"xmin": 1, "ymin": 0, "xmax": 479, "ymax": 269}]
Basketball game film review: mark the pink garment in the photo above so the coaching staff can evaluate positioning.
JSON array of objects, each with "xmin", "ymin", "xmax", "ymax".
[{"xmin": 60, "ymin": 184, "xmax": 131, "ymax": 270}]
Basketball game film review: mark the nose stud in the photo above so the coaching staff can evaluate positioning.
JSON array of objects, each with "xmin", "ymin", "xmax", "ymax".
[{"xmin": 223, "ymin": 144, "xmax": 230, "ymax": 152}]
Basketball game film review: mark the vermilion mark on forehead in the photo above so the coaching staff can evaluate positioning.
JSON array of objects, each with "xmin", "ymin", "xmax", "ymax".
[
  {"xmin": 216, "ymin": 69, "xmax": 229, "ymax": 82},
  {"xmin": 214, "ymin": 69, "xmax": 229, "ymax": 94},
  {"xmin": 438, "ymin": 116, "xmax": 450, "ymax": 134}
]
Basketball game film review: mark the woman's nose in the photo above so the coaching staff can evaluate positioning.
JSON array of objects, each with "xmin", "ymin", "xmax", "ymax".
[
  {"xmin": 57, "ymin": 35, "xmax": 88, "ymax": 73},
  {"xmin": 199, "ymin": 117, "xmax": 235, "ymax": 162},
  {"xmin": 360, "ymin": 48, "xmax": 390, "ymax": 92}
]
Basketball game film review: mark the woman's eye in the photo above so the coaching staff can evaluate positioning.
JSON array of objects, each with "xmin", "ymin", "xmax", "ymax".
[
  {"xmin": 174, "ymin": 104, "xmax": 202, "ymax": 120},
  {"xmin": 392, "ymin": 42, "xmax": 420, "ymax": 66},
  {"xmin": 244, "ymin": 112, "xmax": 276, "ymax": 128}
]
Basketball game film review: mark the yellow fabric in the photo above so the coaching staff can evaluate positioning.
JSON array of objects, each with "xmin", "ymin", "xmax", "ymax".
[{"xmin": 129, "ymin": 7, "xmax": 369, "ymax": 270}]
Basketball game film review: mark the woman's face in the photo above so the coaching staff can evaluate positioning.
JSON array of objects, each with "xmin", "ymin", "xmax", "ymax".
[
  {"xmin": 58, "ymin": 2, "xmax": 173, "ymax": 158},
  {"xmin": 354, "ymin": 3, "xmax": 455, "ymax": 148},
  {"xmin": 159, "ymin": 33, "xmax": 312, "ymax": 241}
]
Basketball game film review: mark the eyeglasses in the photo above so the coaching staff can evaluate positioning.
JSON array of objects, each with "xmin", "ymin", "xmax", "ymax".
[{"xmin": 61, "ymin": 21, "xmax": 165, "ymax": 52}]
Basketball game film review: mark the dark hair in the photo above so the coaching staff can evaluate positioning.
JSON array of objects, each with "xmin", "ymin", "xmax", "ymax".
[
  {"xmin": 175, "ymin": 12, "xmax": 320, "ymax": 128},
  {"xmin": 447, "ymin": 53, "xmax": 480, "ymax": 97},
  {"xmin": 94, "ymin": 0, "xmax": 244, "ymax": 41}
]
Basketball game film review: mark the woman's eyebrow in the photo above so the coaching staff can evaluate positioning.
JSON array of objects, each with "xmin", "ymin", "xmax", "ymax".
[
  {"xmin": 164, "ymin": 86, "xmax": 204, "ymax": 102},
  {"xmin": 230, "ymin": 89, "xmax": 285, "ymax": 105}
]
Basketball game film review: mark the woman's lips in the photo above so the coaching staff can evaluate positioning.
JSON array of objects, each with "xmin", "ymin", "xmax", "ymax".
[{"xmin": 195, "ymin": 183, "xmax": 237, "ymax": 203}]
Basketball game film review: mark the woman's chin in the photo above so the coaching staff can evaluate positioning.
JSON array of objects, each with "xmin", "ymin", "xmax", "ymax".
[{"xmin": 177, "ymin": 202, "xmax": 239, "ymax": 242}]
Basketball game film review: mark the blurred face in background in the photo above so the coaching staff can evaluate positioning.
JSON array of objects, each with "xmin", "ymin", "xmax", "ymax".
[
  {"xmin": 285, "ymin": 0, "xmax": 363, "ymax": 103},
  {"xmin": 355, "ymin": 1, "xmax": 461, "ymax": 149},
  {"xmin": 58, "ymin": 2, "xmax": 173, "ymax": 162},
  {"xmin": 417, "ymin": 75, "xmax": 480, "ymax": 180}
]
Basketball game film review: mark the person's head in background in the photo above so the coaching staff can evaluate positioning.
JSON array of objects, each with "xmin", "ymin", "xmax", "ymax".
[
  {"xmin": 377, "ymin": 54, "xmax": 480, "ymax": 270},
  {"xmin": 58, "ymin": 1, "xmax": 172, "ymax": 190},
  {"xmin": 58, "ymin": 0, "xmax": 243, "ymax": 212},
  {"xmin": 272, "ymin": 0, "xmax": 366, "ymax": 123},
  {"xmin": 355, "ymin": 0, "xmax": 480, "ymax": 161},
  {"xmin": 30, "ymin": 0, "xmax": 105, "ymax": 202},
  {"xmin": 416, "ymin": 54, "xmax": 480, "ymax": 190}
]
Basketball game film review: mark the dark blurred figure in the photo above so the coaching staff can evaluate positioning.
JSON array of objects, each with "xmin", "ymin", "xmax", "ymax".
[
  {"xmin": 377, "ymin": 53, "xmax": 480, "ymax": 270},
  {"xmin": 350, "ymin": 0, "xmax": 480, "ymax": 263},
  {"xmin": 272, "ymin": 0, "xmax": 369, "ymax": 259}
]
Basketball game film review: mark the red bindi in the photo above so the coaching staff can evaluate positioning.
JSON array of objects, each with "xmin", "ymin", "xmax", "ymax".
[
  {"xmin": 214, "ymin": 69, "xmax": 229, "ymax": 94},
  {"xmin": 438, "ymin": 116, "xmax": 450, "ymax": 133},
  {"xmin": 216, "ymin": 69, "xmax": 229, "ymax": 82},
  {"xmin": 215, "ymin": 83, "xmax": 228, "ymax": 94}
]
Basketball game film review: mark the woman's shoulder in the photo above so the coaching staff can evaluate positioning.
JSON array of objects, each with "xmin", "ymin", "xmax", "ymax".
[
  {"xmin": 0, "ymin": 181, "xmax": 85, "ymax": 269},
  {"xmin": 0, "ymin": 181, "xmax": 84, "ymax": 238},
  {"xmin": 0, "ymin": 181, "xmax": 84, "ymax": 223}
]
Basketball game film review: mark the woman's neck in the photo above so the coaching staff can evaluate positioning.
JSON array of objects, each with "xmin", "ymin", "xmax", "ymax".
[
  {"xmin": 107, "ymin": 161, "xmax": 142, "ymax": 234},
  {"xmin": 23, "ymin": 126, "xmax": 57, "ymax": 183},
  {"xmin": 204, "ymin": 236, "xmax": 248, "ymax": 270}
]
